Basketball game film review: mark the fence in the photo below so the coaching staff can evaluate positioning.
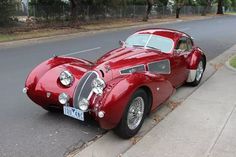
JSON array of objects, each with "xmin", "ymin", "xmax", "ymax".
[{"xmin": 16, "ymin": 5, "xmax": 220, "ymax": 22}]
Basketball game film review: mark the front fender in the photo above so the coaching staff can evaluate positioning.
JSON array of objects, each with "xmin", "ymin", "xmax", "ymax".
[
  {"xmin": 25, "ymin": 56, "xmax": 93, "ymax": 107},
  {"xmin": 25, "ymin": 56, "xmax": 93, "ymax": 89},
  {"xmin": 97, "ymin": 72, "xmax": 173, "ymax": 129}
]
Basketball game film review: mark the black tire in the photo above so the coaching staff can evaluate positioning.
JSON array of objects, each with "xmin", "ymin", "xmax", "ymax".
[
  {"xmin": 114, "ymin": 89, "xmax": 148, "ymax": 139},
  {"xmin": 188, "ymin": 58, "xmax": 205, "ymax": 87}
]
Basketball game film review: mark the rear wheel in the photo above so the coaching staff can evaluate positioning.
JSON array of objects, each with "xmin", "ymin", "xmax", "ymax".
[
  {"xmin": 189, "ymin": 59, "xmax": 205, "ymax": 86},
  {"xmin": 114, "ymin": 89, "xmax": 148, "ymax": 139}
]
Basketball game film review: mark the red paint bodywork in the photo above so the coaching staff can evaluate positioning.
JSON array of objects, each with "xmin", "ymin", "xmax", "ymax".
[{"xmin": 24, "ymin": 29, "xmax": 205, "ymax": 129}]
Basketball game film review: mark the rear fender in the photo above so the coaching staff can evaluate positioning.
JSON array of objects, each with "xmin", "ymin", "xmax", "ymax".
[
  {"xmin": 186, "ymin": 47, "xmax": 206, "ymax": 82},
  {"xmin": 187, "ymin": 47, "xmax": 206, "ymax": 69}
]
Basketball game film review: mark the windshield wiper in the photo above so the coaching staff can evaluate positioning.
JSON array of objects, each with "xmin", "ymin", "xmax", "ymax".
[
  {"xmin": 132, "ymin": 44, "xmax": 144, "ymax": 48},
  {"xmin": 145, "ymin": 45, "xmax": 161, "ymax": 51}
]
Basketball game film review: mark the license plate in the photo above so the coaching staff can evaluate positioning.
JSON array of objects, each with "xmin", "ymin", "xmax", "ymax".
[{"xmin": 63, "ymin": 106, "xmax": 84, "ymax": 121}]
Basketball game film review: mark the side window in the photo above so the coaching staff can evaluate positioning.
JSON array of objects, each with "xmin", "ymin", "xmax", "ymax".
[
  {"xmin": 176, "ymin": 38, "xmax": 188, "ymax": 51},
  {"xmin": 148, "ymin": 60, "xmax": 171, "ymax": 74},
  {"xmin": 186, "ymin": 38, "xmax": 193, "ymax": 50}
]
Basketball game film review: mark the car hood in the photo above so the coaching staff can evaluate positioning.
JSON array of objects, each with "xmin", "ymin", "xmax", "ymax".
[{"xmin": 95, "ymin": 47, "xmax": 169, "ymax": 71}]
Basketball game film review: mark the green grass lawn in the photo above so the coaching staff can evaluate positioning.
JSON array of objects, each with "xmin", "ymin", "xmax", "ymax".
[
  {"xmin": 0, "ymin": 34, "xmax": 15, "ymax": 42},
  {"xmin": 229, "ymin": 56, "xmax": 236, "ymax": 68},
  {"xmin": 225, "ymin": 12, "xmax": 236, "ymax": 15}
]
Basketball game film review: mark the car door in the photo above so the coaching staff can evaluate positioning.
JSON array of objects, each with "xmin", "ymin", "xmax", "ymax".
[{"xmin": 169, "ymin": 37, "xmax": 190, "ymax": 87}]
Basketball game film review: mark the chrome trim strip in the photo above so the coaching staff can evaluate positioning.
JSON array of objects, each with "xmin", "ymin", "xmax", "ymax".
[
  {"xmin": 120, "ymin": 64, "xmax": 146, "ymax": 75},
  {"xmin": 76, "ymin": 72, "xmax": 93, "ymax": 107}
]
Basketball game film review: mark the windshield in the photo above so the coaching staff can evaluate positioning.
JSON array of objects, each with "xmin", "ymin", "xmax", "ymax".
[{"xmin": 125, "ymin": 34, "xmax": 174, "ymax": 53}]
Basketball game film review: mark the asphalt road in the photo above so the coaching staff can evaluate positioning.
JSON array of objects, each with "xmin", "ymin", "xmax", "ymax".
[{"xmin": 0, "ymin": 15, "xmax": 236, "ymax": 157}]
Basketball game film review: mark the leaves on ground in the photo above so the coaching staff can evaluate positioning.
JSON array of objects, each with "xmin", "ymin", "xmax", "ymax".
[
  {"xmin": 211, "ymin": 63, "xmax": 224, "ymax": 70},
  {"xmin": 131, "ymin": 136, "xmax": 143, "ymax": 145},
  {"xmin": 153, "ymin": 115, "xmax": 162, "ymax": 123},
  {"xmin": 167, "ymin": 101, "xmax": 182, "ymax": 110}
]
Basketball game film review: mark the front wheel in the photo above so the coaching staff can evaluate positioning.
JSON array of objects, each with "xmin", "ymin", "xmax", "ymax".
[{"xmin": 114, "ymin": 89, "xmax": 148, "ymax": 139}]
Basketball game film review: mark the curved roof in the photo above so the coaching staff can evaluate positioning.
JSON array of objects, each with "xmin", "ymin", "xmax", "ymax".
[{"xmin": 135, "ymin": 28, "xmax": 191, "ymax": 41}]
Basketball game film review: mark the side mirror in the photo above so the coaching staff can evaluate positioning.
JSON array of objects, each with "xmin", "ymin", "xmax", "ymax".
[
  {"xmin": 174, "ymin": 49, "xmax": 183, "ymax": 55},
  {"xmin": 119, "ymin": 40, "xmax": 125, "ymax": 47}
]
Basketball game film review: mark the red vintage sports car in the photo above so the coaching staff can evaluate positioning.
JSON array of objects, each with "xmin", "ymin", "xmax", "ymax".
[{"xmin": 23, "ymin": 28, "xmax": 206, "ymax": 138}]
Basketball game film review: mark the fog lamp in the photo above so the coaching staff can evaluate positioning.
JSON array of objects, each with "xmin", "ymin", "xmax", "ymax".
[
  {"xmin": 98, "ymin": 111, "xmax": 105, "ymax": 118},
  {"xmin": 58, "ymin": 93, "xmax": 69, "ymax": 105},
  {"xmin": 79, "ymin": 98, "xmax": 89, "ymax": 111}
]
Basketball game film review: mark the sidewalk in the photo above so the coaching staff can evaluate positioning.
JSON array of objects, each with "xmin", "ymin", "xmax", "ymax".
[{"xmin": 122, "ymin": 61, "xmax": 236, "ymax": 157}]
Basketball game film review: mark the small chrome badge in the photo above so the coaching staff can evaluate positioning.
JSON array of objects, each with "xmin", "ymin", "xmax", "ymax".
[
  {"xmin": 46, "ymin": 92, "xmax": 51, "ymax": 98},
  {"xmin": 22, "ymin": 87, "xmax": 28, "ymax": 94},
  {"xmin": 105, "ymin": 64, "xmax": 111, "ymax": 73}
]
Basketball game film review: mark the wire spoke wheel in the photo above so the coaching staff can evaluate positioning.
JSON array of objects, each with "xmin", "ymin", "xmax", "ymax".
[
  {"xmin": 196, "ymin": 61, "xmax": 204, "ymax": 81},
  {"xmin": 127, "ymin": 97, "xmax": 144, "ymax": 130},
  {"xmin": 114, "ymin": 89, "xmax": 148, "ymax": 139}
]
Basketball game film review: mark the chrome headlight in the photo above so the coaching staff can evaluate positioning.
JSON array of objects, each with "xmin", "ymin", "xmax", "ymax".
[
  {"xmin": 79, "ymin": 98, "xmax": 89, "ymax": 111},
  {"xmin": 59, "ymin": 70, "xmax": 74, "ymax": 86},
  {"xmin": 91, "ymin": 78, "xmax": 106, "ymax": 95}
]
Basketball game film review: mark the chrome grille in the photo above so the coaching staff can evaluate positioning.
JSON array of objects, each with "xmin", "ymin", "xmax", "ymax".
[{"xmin": 73, "ymin": 71, "xmax": 98, "ymax": 109}]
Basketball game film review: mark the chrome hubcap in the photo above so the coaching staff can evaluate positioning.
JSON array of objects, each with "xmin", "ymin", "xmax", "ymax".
[
  {"xmin": 196, "ymin": 61, "xmax": 204, "ymax": 81},
  {"xmin": 127, "ymin": 97, "xmax": 144, "ymax": 130}
]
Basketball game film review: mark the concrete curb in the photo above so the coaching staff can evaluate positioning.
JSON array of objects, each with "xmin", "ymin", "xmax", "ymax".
[{"xmin": 67, "ymin": 40, "xmax": 236, "ymax": 157}]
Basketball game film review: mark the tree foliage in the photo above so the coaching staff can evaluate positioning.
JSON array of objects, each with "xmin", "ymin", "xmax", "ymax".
[
  {"xmin": 0, "ymin": 0, "xmax": 16, "ymax": 26},
  {"xmin": 157, "ymin": 0, "xmax": 169, "ymax": 6},
  {"xmin": 0, "ymin": 0, "xmax": 236, "ymax": 25},
  {"xmin": 224, "ymin": 0, "xmax": 233, "ymax": 10},
  {"xmin": 29, "ymin": 0, "xmax": 66, "ymax": 19},
  {"xmin": 196, "ymin": 0, "xmax": 213, "ymax": 15}
]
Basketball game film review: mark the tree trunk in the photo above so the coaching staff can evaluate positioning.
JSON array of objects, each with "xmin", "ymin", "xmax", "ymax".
[
  {"xmin": 70, "ymin": 0, "xmax": 77, "ymax": 21},
  {"xmin": 143, "ymin": 0, "xmax": 153, "ymax": 21},
  {"xmin": 176, "ymin": 7, "xmax": 181, "ymax": 18},
  {"xmin": 217, "ymin": 0, "xmax": 224, "ymax": 14}
]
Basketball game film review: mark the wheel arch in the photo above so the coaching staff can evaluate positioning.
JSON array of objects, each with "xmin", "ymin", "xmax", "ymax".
[
  {"xmin": 187, "ymin": 47, "xmax": 206, "ymax": 70},
  {"xmin": 202, "ymin": 53, "xmax": 207, "ymax": 69},
  {"xmin": 98, "ymin": 73, "xmax": 155, "ymax": 129},
  {"xmin": 139, "ymin": 86, "xmax": 153, "ymax": 115}
]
